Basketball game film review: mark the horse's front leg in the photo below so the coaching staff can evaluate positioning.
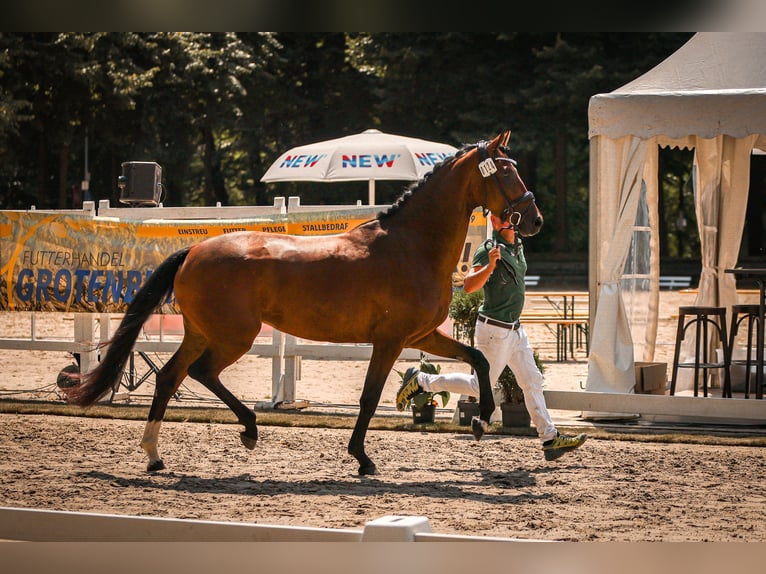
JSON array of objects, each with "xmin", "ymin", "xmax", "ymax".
[
  {"xmin": 412, "ymin": 329, "xmax": 493, "ymax": 438},
  {"xmin": 349, "ymin": 342, "xmax": 403, "ymax": 475}
]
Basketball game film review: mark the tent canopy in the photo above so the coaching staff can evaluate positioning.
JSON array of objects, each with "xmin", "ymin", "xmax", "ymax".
[
  {"xmin": 590, "ymin": 33, "xmax": 766, "ymax": 141},
  {"xmin": 586, "ymin": 33, "xmax": 766, "ymax": 400}
]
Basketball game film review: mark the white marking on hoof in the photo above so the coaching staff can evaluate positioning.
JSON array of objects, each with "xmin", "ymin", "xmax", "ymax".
[{"xmin": 140, "ymin": 420, "xmax": 163, "ymax": 468}]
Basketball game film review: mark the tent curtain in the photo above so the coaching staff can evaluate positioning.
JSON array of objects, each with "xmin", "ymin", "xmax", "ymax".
[
  {"xmin": 586, "ymin": 135, "xmax": 650, "ymax": 394},
  {"xmin": 674, "ymin": 134, "xmax": 757, "ymax": 391},
  {"xmin": 586, "ymin": 34, "xmax": 766, "ymax": 402},
  {"xmin": 617, "ymin": 147, "xmax": 660, "ymax": 366},
  {"xmin": 693, "ymin": 134, "xmax": 757, "ymax": 308},
  {"xmin": 642, "ymin": 145, "xmax": 661, "ymax": 362},
  {"xmin": 587, "ymin": 132, "xmax": 759, "ymax": 396}
]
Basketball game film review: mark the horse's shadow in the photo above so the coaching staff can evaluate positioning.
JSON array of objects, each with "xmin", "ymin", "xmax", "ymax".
[{"xmin": 77, "ymin": 464, "xmax": 578, "ymax": 505}]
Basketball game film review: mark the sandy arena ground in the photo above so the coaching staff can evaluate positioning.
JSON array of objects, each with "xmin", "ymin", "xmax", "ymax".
[{"xmin": 1, "ymin": 288, "xmax": 764, "ymax": 542}]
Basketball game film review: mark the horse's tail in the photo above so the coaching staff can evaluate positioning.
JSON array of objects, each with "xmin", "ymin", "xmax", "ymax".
[{"xmin": 65, "ymin": 247, "xmax": 193, "ymax": 406}]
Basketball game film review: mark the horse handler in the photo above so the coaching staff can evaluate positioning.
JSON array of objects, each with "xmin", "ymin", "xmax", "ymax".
[{"xmin": 396, "ymin": 214, "xmax": 587, "ymax": 461}]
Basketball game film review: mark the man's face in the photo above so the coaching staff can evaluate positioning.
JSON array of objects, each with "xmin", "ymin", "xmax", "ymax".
[
  {"xmin": 490, "ymin": 214, "xmax": 511, "ymax": 232},
  {"xmin": 490, "ymin": 215, "xmax": 515, "ymax": 241}
]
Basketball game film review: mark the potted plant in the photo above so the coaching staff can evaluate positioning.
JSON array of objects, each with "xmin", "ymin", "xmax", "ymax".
[
  {"xmin": 396, "ymin": 356, "xmax": 450, "ymax": 424},
  {"xmin": 456, "ymin": 395, "xmax": 480, "ymax": 426},
  {"xmin": 449, "ymin": 288, "xmax": 484, "ymax": 346},
  {"xmin": 495, "ymin": 350, "xmax": 545, "ymax": 428}
]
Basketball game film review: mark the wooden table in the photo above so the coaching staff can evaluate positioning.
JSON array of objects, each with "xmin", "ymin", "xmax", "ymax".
[
  {"xmin": 525, "ymin": 291, "xmax": 589, "ymax": 317},
  {"xmin": 725, "ymin": 268, "xmax": 766, "ymax": 399},
  {"xmin": 523, "ymin": 291, "xmax": 589, "ymax": 361}
]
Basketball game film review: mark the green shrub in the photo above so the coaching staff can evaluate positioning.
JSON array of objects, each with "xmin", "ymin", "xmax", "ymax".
[{"xmin": 448, "ymin": 288, "xmax": 484, "ymax": 346}]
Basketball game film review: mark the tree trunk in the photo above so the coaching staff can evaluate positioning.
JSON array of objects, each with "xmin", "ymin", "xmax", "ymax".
[
  {"xmin": 36, "ymin": 135, "xmax": 47, "ymax": 208},
  {"xmin": 58, "ymin": 142, "xmax": 69, "ymax": 209},
  {"xmin": 554, "ymin": 132, "xmax": 568, "ymax": 252},
  {"xmin": 110, "ymin": 150, "xmax": 120, "ymax": 206},
  {"xmin": 202, "ymin": 126, "xmax": 228, "ymax": 206}
]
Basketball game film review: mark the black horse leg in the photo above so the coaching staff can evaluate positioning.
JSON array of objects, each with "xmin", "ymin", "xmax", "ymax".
[
  {"xmin": 142, "ymin": 335, "xmax": 206, "ymax": 472},
  {"xmin": 412, "ymin": 329, "xmax": 493, "ymax": 435},
  {"xmin": 348, "ymin": 343, "xmax": 402, "ymax": 475},
  {"xmin": 188, "ymin": 348, "xmax": 259, "ymax": 449},
  {"xmin": 143, "ymin": 365, "xmax": 181, "ymax": 471}
]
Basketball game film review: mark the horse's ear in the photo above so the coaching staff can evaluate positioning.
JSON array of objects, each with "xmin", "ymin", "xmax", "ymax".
[{"xmin": 488, "ymin": 130, "xmax": 512, "ymax": 151}]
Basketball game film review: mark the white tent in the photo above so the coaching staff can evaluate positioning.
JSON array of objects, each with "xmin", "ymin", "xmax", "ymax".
[{"xmin": 586, "ymin": 32, "xmax": 766, "ymax": 397}]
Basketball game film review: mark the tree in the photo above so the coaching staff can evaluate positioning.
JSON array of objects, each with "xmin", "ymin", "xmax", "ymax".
[
  {"xmin": 0, "ymin": 33, "xmax": 161, "ymax": 208},
  {"xmin": 243, "ymin": 33, "xmax": 379, "ymax": 205},
  {"xmin": 519, "ymin": 33, "xmax": 693, "ymax": 254},
  {"xmin": 0, "ymin": 32, "xmax": 703, "ymax": 259}
]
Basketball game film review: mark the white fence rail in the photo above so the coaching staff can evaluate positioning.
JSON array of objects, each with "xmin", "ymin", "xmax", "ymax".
[
  {"xmin": 0, "ymin": 506, "xmax": 537, "ymax": 543},
  {"xmin": 4, "ymin": 201, "xmax": 764, "ymax": 424},
  {"xmin": 0, "ymin": 198, "xmax": 431, "ymax": 405}
]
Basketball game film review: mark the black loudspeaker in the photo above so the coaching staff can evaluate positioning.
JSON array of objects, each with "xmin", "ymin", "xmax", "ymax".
[{"xmin": 118, "ymin": 162, "xmax": 162, "ymax": 206}]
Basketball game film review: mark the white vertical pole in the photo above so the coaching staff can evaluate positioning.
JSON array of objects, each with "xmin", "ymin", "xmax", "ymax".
[
  {"xmin": 271, "ymin": 330, "xmax": 285, "ymax": 405},
  {"xmin": 283, "ymin": 335, "xmax": 297, "ymax": 404},
  {"xmin": 74, "ymin": 314, "xmax": 98, "ymax": 375}
]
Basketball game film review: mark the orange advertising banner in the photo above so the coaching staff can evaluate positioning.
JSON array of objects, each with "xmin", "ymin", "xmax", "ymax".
[{"xmin": 0, "ymin": 207, "xmax": 486, "ymax": 313}]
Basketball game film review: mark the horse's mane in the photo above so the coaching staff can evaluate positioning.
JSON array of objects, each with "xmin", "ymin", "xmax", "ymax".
[{"xmin": 376, "ymin": 142, "xmax": 477, "ymax": 221}]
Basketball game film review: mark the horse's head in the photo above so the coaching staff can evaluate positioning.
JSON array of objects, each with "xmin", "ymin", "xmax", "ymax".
[{"xmin": 476, "ymin": 130, "xmax": 543, "ymax": 238}]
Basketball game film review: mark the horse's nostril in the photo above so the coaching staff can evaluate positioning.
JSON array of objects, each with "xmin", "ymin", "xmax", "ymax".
[{"xmin": 535, "ymin": 217, "xmax": 543, "ymax": 227}]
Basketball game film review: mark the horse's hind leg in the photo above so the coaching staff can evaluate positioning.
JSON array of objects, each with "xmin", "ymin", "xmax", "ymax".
[
  {"xmin": 411, "ymin": 329, "xmax": 493, "ymax": 436},
  {"xmin": 187, "ymin": 343, "xmax": 258, "ymax": 450},
  {"xmin": 142, "ymin": 333, "xmax": 207, "ymax": 472}
]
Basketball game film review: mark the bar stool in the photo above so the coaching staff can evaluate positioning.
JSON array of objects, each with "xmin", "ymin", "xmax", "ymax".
[
  {"xmin": 669, "ymin": 306, "xmax": 732, "ymax": 398},
  {"xmin": 728, "ymin": 304, "xmax": 763, "ymax": 399}
]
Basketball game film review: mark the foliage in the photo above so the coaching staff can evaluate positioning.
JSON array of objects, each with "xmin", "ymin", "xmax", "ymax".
[
  {"xmin": 0, "ymin": 32, "xmax": 705, "ymax": 258},
  {"xmin": 658, "ymin": 147, "xmax": 699, "ymax": 259},
  {"xmin": 496, "ymin": 350, "xmax": 545, "ymax": 405},
  {"xmin": 395, "ymin": 356, "xmax": 450, "ymax": 411},
  {"xmin": 449, "ymin": 288, "xmax": 484, "ymax": 346}
]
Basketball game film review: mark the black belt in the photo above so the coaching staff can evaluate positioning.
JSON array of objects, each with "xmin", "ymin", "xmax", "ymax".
[{"xmin": 478, "ymin": 314, "xmax": 520, "ymax": 330}]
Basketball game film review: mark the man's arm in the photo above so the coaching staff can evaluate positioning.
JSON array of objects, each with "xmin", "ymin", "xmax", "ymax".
[{"xmin": 463, "ymin": 246, "xmax": 501, "ymax": 293}]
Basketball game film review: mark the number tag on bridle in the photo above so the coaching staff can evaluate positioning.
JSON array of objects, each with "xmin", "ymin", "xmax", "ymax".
[{"xmin": 478, "ymin": 158, "xmax": 497, "ymax": 178}]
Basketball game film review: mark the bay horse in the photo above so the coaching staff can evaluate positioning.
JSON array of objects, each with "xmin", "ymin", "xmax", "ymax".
[{"xmin": 65, "ymin": 130, "xmax": 543, "ymax": 475}]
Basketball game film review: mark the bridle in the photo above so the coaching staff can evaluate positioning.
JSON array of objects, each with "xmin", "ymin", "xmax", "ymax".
[{"xmin": 477, "ymin": 140, "xmax": 537, "ymax": 229}]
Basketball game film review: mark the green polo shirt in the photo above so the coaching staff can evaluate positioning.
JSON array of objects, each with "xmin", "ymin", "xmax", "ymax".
[{"xmin": 472, "ymin": 231, "xmax": 527, "ymax": 323}]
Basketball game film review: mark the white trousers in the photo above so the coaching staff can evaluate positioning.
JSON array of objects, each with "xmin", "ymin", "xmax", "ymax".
[{"xmin": 418, "ymin": 320, "xmax": 557, "ymax": 442}]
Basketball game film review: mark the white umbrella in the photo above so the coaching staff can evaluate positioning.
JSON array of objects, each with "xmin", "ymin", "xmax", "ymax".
[{"xmin": 260, "ymin": 129, "xmax": 458, "ymax": 204}]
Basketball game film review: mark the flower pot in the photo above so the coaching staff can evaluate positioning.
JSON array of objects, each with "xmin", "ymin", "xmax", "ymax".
[
  {"xmin": 412, "ymin": 403, "xmax": 436, "ymax": 424},
  {"xmin": 500, "ymin": 401, "xmax": 531, "ymax": 428},
  {"xmin": 457, "ymin": 399, "xmax": 480, "ymax": 426}
]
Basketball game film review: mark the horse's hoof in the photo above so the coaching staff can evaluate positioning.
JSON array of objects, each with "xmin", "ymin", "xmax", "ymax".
[
  {"xmin": 358, "ymin": 462, "xmax": 378, "ymax": 476},
  {"xmin": 146, "ymin": 459, "xmax": 165, "ymax": 472},
  {"xmin": 240, "ymin": 432, "xmax": 258, "ymax": 450},
  {"xmin": 471, "ymin": 416, "xmax": 488, "ymax": 441}
]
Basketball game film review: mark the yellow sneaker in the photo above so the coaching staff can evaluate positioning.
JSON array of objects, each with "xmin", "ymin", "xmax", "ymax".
[
  {"xmin": 542, "ymin": 432, "xmax": 587, "ymax": 461},
  {"xmin": 395, "ymin": 367, "xmax": 422, "ymax": 411}
]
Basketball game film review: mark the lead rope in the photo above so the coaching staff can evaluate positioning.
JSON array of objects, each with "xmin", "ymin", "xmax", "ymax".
[{"xmin": 483, "ymin": 238, "xmax": 519, "ymax": 285}]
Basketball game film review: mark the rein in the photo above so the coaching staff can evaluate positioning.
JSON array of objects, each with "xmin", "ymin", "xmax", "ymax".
[
  {"xmin": 477, "ymin": 141, "xmax": 536, "ymax": 228},
  {"xmin": 483, "ymin": 237, "xmax": 519, "ymax": 285}
]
